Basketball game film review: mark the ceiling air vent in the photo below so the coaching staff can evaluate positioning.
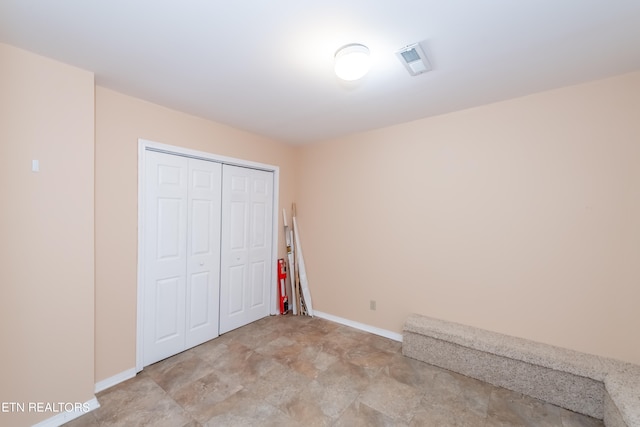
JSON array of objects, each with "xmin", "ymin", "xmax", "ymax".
[{"xmin": 395, "ymin": 42, "xmax": 432, "ymax": 76}]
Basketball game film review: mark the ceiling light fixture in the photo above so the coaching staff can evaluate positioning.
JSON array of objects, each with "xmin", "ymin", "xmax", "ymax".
[{"xmin": 334, "ymin": 43, "xmax": 371, "ymax": 81}]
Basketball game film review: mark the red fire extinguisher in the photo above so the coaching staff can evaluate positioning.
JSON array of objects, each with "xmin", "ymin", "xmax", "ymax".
[{"xmin": 278, "ymin": 259, "xmax": 289, "ymax": 314}]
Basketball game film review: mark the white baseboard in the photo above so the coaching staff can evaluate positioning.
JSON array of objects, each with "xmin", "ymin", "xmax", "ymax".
[
  {"xmin": 314, "ymin": 311, "xmax": 403, "ymax": 342},
  {"xmin": 31, "ymin": 397, "xmax": 99, "ymax": 427},
  {"xmin": 94, "ymin": 368, "xmax": 137, "ymax": 393}
]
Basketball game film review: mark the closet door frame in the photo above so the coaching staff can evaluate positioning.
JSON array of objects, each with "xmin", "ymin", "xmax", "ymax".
[{"xmin": 136, "ymin": 139, "xmax": 279, "ymax": 372}]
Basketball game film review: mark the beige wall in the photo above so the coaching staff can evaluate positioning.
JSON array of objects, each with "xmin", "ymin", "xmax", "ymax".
[
  {"xmin": 94, "ymin": 87, "xmax": 297, "ymax": 383},
  {"xmin": 3, "ymin": 40, "xmax": 639, "ymax": 425},
  {"xmin": 0, "ymin": 43, "xmax": 95, "ymax": 425},
  {"xmin": 296, "ymin": 72, "xmax": 640, "ymax": 365}
]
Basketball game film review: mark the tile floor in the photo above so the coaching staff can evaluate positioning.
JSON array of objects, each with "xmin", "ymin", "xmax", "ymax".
[{"xmin": 66, "ymin": 315, "xmax": 604, "ymax": 426}]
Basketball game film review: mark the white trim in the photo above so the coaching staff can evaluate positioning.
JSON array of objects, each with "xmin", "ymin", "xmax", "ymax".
[
  {"xmin": 136, "ymin": 140, "xmax": 145, "ymax": 372},
  {"xmin": 31, "ymin": 397, "xmax": 99, "ymax": 427},
  {"xmin": 270, "ymin": 168, "xmax": 280, "ymax": 317},
  {"xmin": 94, "ymin": 368, "xmax": 136, "ymax": 393},
  {"xmin": 136, "ymin": 139, "xmax": 280, "ymax": 372},
  {"xmin": 314, "ymin": 311, "xmax": 403, "ymax": 342}
]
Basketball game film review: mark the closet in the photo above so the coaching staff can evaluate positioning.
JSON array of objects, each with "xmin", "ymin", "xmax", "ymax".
[{"xmin": 141, "ymin": 148, "xmax": 274, "ymax": 367}]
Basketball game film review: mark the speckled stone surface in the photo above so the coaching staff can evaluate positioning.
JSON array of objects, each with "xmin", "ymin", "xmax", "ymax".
[
  {"xmin": 403, "ymin": 332, "xmax": 605, "ymax": 418},
  {"xmin": 605, "ymin": 392, "xmax": 628, "ymax": 427},
  {"xmin": 403, "ymin": 313, "xmax": 640, "ymax": 426},
  {"xmin": 603, "ymin": 361, "xmax": 640, "ymax": 427},
  {"xmin": 404, "ymin": 314, "xmax": 607, "ymax": 380}
]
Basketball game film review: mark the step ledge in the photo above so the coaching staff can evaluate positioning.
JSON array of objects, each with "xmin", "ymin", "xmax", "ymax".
[{"xmin": 403, "ymin": 313, "xmax": 640, "ymax": 427}]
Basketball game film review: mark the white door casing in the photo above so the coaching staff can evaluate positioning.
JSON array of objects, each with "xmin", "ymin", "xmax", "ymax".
[{"xmin": 220, "ymin": 164, "xmax": 273, "ymax": 334}]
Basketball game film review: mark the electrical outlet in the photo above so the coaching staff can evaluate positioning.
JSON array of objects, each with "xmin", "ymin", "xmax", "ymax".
[{"xmin": 370, "ymin": 300, "xmax": 376, "ymax": 311}]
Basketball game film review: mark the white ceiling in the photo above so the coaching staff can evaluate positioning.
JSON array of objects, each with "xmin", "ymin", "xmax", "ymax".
[{"xmin": 1, "ymin": 1, "xmax": 640, "ymax": 145}]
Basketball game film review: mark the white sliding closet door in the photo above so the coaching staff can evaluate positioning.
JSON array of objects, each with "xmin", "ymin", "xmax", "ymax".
[
  {"xmin": 185, "ymin": 158, "xmax": 222, "ymax": 348},
  {"xmin": 143, "ymin": 151, "xmax": 221, "ymax": 366},
  {"xmin": 220, "ymin": 165, "xmax": 273, "ymax": 334}
]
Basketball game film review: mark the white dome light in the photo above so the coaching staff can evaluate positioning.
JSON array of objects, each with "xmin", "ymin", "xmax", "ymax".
[{"xmin": 334, "ymin": 44, "xmax": 371, "ymax": 81}]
